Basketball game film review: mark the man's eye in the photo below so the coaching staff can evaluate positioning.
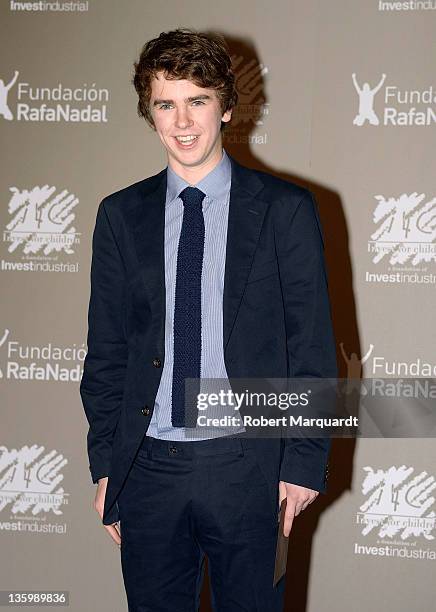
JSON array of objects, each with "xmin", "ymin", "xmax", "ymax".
[
  {"xmin": 192, "ymin": 100, "xmax": 205, "ymax": 106},
  {"xmin": 159, "ymin": 104, "xmax": 172, "ymax": 110}
]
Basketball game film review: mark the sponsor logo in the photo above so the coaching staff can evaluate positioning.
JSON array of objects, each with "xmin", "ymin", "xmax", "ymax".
[
  {"xmin": 354, "ymin": 465, "xmax": 436, "ymax": 560},
  {"xmin": 9, "ymin": 1, "xmax": 89, "ymax": 12},
  {"xmin": 0, "ymin": 443, "xmax": 69, "ymax": 535},
  {"xmin": 341, "ymin": 342, "xmax": 436, "ymax": 379},
  {"xmin": 0, "ymin": 69, "xmax": 109, "ymax": 123},
  {"xmin": 377, "ymin": 0, "xmax": 436, "ymax": 13},
  {"xmin": 352, "ymin": 72, "xmax": 435, "ymax": 127},
  {"xmin": 365, "ymin": 192, "xmax": 436, "ymax": 284},
  {"xmin": 2, "ymin": 184, "xmax": 80, "ymax": 273},
  {"xmin": 224, "ymin": 56, "xmax": 269, "ymax": 145},
  {"xmin": 0, "ymin": 328, "xmax": 85, "ymax": 382}
]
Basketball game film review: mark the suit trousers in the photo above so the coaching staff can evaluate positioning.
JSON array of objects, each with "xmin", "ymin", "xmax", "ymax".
[{"xmin": 116, "ymin": 433, "xmax": 286, "ymax": 611}]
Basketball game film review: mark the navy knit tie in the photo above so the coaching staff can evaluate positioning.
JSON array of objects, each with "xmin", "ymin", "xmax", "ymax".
[{"xmin": 171, "ymin": 186, "xmax": 206, "ymax": 427}]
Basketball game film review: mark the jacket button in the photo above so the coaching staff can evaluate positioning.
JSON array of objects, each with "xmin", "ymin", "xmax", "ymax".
[
  {"xmin": 152, "ymin": 358, "xmax": 161, "ymax": 368},
  {"xmin": 141, "ymin": 406, "xmax": 150, "ymax": 416}
]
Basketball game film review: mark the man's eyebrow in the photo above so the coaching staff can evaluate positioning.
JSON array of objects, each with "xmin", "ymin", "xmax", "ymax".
[{"xmin": 152, "ymin": 94, "xmax": 212, "ymax": 107}]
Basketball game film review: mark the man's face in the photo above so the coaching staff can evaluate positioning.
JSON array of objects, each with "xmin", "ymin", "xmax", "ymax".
[{"xmin": 149, "ymin": 71, "xmax": 232, "ymax": 177}]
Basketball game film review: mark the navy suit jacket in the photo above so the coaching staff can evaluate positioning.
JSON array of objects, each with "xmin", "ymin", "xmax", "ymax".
[{"xmin": 80, "ymin": 152, "xmax": 338, "ymax": 525}]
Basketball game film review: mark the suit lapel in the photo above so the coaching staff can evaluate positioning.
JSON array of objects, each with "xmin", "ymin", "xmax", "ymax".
[
  {"xmin": 130, "ymin": 169, "xmax": 168, "ymax": 354},
  {"xmin": 129, "ymin": 154, "xmax": 269, "ymax": 353},
  {"xmin": 223, "ymin": 155, "xmax": 269, "ymax": 351}
]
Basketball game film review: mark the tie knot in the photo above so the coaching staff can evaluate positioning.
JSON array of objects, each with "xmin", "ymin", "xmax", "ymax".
[{"xmin": 179, "ymin": 186, "xmax": 206, "ymax": 209}]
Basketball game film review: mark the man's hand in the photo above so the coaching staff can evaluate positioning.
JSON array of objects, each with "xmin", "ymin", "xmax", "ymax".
[
  {"xmin": 94, "ymin": 477, "xmax": 121, "ymax": 547},
  {"xmin": 278, "ymin": 481, "xmax": 319, "ymax": 537}
]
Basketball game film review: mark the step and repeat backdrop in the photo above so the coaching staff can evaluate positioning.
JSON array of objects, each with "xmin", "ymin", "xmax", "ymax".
[{"xmin": 1, "ymin": 1, "xmax": 435, "ymax": 611}]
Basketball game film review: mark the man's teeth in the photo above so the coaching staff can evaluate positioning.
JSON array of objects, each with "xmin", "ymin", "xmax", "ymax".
[{"xmin": 176, "ymin": 135, "xmax": 198, "ymax": 143}]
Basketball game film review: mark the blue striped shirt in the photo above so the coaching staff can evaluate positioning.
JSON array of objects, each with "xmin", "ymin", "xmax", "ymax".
[{"xmin": 146, "ymin": 148, "xmax": 245, "ymax": 440}]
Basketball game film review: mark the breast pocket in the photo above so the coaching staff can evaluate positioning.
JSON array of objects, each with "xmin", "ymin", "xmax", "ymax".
[{"xmin": 246, "ymin": 258, "xmax": 278, "ymax": 284}]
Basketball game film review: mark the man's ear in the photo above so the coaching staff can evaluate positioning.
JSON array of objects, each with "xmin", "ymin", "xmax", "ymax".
[{"xmin": 222, "ymin": 107, "xmax": 233, "ymax": 123}]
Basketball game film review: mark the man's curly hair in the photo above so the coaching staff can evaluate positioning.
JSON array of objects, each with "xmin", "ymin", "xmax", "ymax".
[{"xmin": 132, "ymin": 28, "xmax": 238, "ymax": 131}]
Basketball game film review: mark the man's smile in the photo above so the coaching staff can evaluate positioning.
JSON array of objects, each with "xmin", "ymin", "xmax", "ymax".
[{"xmin": 173, "ymin": 134, "xmax": 200, "ymax": 148}]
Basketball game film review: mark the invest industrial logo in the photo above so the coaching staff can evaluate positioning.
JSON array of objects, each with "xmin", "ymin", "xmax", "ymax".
[
  {"xmin": 354, "ymin": 464, "xmax": 436, "ymax": 561},
  {"xmin": 2, "ymin": 184, "xmax": 80, "ymax": 273},
  {"xmin": 9, "ymin": 0, "xmax": 89, "ymax": 11},
  {"xmin": 223, "ymin": 55, "xmax": 269, "ymax": 146},
  {"xmin": 0, "ymin": 443, "xmax": 69, "ymax": 535},
  {"xmin": 365, "ymin": 191, "xmax": 436, "ymax": 285}
]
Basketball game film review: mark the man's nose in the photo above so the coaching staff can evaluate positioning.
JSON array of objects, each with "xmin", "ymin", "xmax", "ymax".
[{"xmin": 175, "ymin": 107, "xmax": 193, "ymax": 129}]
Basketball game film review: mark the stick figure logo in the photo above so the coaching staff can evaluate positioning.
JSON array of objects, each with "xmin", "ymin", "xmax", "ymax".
[
  {"xmin": 352, "ymin": 73, "xmax": 386, "ymax": 126},
  {"xmin": 0, "ymin": 329, "xmax": 9, "ymax": 379},
  {"xmin": 0, "ymin": 71, "xmax": 19, "ymax": 121}
]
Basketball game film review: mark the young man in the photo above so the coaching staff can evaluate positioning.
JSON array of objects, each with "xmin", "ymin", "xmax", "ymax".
[{"xmin": 80, "ymin": 28, "xmax": 337, "ymax": 612}]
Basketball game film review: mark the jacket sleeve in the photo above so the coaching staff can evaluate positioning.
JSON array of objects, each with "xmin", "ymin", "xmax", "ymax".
[
  {"xmin": 79, "ymin": 199, "xmax": 128, "ymax": 484},
  {"xmin": 275, "ymin": 189, "xmax": 337, "ymax": 493}
]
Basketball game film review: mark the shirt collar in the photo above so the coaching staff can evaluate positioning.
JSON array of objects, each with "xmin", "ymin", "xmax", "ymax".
[{"xmin": 166, "ymin": 148, "xmax": 231, "ymax": 208}]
